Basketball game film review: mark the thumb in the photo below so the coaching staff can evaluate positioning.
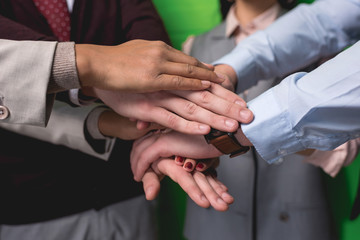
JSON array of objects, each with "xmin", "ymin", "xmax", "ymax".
[{"xmin": 142, "ymin": 168, "xmax": 161, "ymax": 200}]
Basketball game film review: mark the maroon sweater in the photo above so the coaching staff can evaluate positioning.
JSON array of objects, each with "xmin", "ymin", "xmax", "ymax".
[{"xmin": 0, "ymin": 0, "xmax": 170, "ymax": 224}]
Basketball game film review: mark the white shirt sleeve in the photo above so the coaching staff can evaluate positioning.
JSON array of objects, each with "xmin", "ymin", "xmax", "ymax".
[
  {"xmin": 214, "ymin": 0, "xmax": 360, "ymax": 92},
  {"xmin": 242, "ymin": 41, "xmax": 360, "ymax": 163}
]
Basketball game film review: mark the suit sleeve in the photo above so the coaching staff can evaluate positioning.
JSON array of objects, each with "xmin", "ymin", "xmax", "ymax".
[
  {"xmin": 0, "ymin": 15, "xmax": 80, "ymax": 126},
  {"xmin": 121, "ymin": 0, "xmax": 171, "ymax": 44}
]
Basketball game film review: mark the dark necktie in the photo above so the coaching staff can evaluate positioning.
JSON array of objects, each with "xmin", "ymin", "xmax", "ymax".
[{"xmin": 33, "ymin": 0, "xmax": 71, "ymax": 41}]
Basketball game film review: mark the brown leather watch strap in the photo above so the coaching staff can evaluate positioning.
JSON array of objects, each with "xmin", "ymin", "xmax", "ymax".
[{"xmin": 205, "ymin": 129, "xmax": 250, "ymax": 158}]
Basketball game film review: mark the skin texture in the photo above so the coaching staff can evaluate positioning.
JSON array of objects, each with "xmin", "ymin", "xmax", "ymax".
[
  {"xmin": 98, "ymin": 110, "xmax": 163, "ymax": 140},
  {"xmin": 130, "ymin": 128, "xmax": 252, "ymax": 182},
  {"xmin": 142, "ymin": 157, "xmax": 234, "ymax": 211},
  {"xmin": 75, "ymin": 40, "xmax": 225, "ymax": 93},
  {"xmin": 93, "ymin": 83, "xmax": 253, "ymax": 135}
]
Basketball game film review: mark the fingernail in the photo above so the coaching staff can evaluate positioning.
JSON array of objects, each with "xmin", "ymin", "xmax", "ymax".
[
  {"xmin": 199, "ymin": 124, "xmax": 209, "ymax": 131},
  {"xmin": 225, "ymin": 119, "xmax": 237, "ymax": 128},
  {"xmin": 196, "ymin": 163, "xmax": 204, "ymax": 169},
  {"xmin": 185, "ymin": 162, "xmax": 193, "ymax": 170},
  {"xmin": 240, "ymin": 109, "xmax": 252, "ymax": 120},
  {"xmin": 217, "ymin": 198, "xmax": 227, "ymax": 205},
  {"xmin": 175, "ymin": 156, "xmax": 185, "ymax": 163},
  {"xmin": 222, "ymin": 192, "xmax": 233, "ymax": 200},
  {"xmin": 146, "ymin": 186, "xmax": 154, "ymax": 196},
  {"xmin": 235, "ymin": 100, "xmax": 246, "ymax": 107},
  {"xmin": 201, "ymin": 80, "xmax": 211, "ymax": 87},
  {"xmin": 201, "ymin": 194, "xmax": 208, "ymax": 202}
]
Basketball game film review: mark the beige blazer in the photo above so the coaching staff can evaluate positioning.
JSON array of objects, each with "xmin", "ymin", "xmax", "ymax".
[{"xmin": 0, "ymin": 39, "xmax": 56, "ymax": 126}]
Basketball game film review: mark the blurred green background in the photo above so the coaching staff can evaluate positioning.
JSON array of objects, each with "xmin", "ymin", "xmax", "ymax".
[{"xmin": 152, "ymin": 0, "xmax": 360, "ymax": 239}]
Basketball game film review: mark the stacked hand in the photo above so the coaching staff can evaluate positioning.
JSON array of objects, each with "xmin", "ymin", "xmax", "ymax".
[
  {"xmin": 76, "ymin": 40, "xmax": 254, "ymax": 211},
  {"xmin": 141, "ymin": 149, "xmax": 234, "ymax": 211},
  {"xmin": 76, "ymin": 40, "xmax": 224, "ymax": 93},
  {"xmin": 92, "ymin": 83, "xmax": 252, "ymax": 135}
]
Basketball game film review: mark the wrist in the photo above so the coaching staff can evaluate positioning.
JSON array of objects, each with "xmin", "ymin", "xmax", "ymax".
[
  {"xmin": 75, "ymin": 44, "xmax": 97, "ymax": 88},
  {"xmin": 204, "ymin": 128, "xmax": 250, "ymax": 157},
  {"xmin": 98, "ymin": 110, "xmax": 117, "ymax": 137}
]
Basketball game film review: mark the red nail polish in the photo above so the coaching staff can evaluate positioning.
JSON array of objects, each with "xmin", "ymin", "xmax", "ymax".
[
  {"xmin": 185, "ymin": 162, "xmax": 193, "ymax": 169},
  {"xmin": 175, "ymin": 156, "xmax": 184, "ymax": 163},
  {"xmin": 196, "ymin": 163, "xmax": 204, "ymax": 169}
]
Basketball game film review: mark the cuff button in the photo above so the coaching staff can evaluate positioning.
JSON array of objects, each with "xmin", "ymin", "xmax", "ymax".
[{"xmin": 0, "ymin": 105, "xmax": 9, "ymax": 120}]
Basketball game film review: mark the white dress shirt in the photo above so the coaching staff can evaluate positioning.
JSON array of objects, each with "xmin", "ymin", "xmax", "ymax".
[{"xmin": 214, "ymin": 0, "xmax": 360, "ymax": 163}]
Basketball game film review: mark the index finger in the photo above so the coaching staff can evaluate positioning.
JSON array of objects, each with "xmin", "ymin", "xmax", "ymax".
[{"xmin": 164, "ymin": 47, "xmax": 224, "ymax": 84}]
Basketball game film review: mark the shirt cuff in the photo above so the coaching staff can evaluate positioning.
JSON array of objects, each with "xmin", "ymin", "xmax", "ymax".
[
  {"xmin": 86, "ymin": 107, "xmax": 110, "ymax": 140},
  {"xmin": 213, "ymin": 43, "xmax": 258, "ymax": 93},
  {"xmin": 242, "ymin": 87, "xmax": 304, "ymax": 163},
  {"xmin": 48, "ymin": 42, "xmax": 80, "ymax": 93},
  {"xmin": 69, "ymin": 89, "xmax": 98, "ymax": 106}
]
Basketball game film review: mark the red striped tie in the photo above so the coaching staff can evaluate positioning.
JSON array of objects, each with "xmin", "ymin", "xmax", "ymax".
[{"xmin": 33, "ymin": 0, "xmax": 71, "ymax": 41}]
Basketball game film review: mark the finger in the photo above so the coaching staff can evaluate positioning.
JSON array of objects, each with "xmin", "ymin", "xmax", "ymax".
[
  {"xmin": 193, "ymin": 171, "xmax": 229, "ymax": 211},
  {"xmin": 160, "ymin": 61, "xmax": 222, "ymax": 85},
  {"xmin": 209, "ymin": 84, "xmax": 253, "ymax": 123},
  {"xmin": 156, "ymin": 158, "xmax": 211, "ymax": 209},
  {"xmin": 171, "ymin": 86, "xmax": 253, "ymax": 125},
  {"xmin": 160, "ymin": 91, "xmax": 239, "ymax": 132},
  {"xmin": 202, "ymin": 62, "xmax": 215, "ymax": 70},
  {"xmin": 165, "ymin": 47, "xmax": 215, "ymax": 71},
  {"xmin": 174, "ymin": 156, "xmax": 185, "ymax": 166},
  {"xmin": 154, "ymin": 74, "xmax": 212, "ymax": 91},
  {"xmin": 136, "ymin": 120, "xmax": 151, "ymax": 130},
  {"xmin": 131, "ymin": 132, "xmax": 161, "ymax": 180},
  {"xmin": 206, "ymin": 176, "xmax": 234, "ymax": 204},
  {"xmin": 145, "ymin": 106, "xmax": 211, "ymax": 135},
  {"xmin": 195, "ymin": 158, "xmax": 218, "ymax": 172},
  {"xmin": 131, "ymin": 132, "xmax": 219, "ymax": 182},
  {"xmin": 142, "ymin": 168, "xmax": 161, "ymax": 200},
  {"xmin": 183, "ymin": 158, "xmax": 196, "ymax": 172}
]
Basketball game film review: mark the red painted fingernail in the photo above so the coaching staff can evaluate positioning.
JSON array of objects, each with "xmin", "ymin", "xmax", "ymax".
[
  {"xmin": 196, "ymin": 163, "xmax": 204, "ymax": 169},
  {"xmin": 175, "ymin": 156, "xmax": 185, "ymax": 163},
  {"xmin": 185, "ymin": 162, "xmax": 193, "ymax": 169}
]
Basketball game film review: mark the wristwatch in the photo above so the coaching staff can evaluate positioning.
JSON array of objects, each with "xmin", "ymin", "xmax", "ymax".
[{"xmin": 204, "ymin": 128, "xmax": 250, "ymax": 158}]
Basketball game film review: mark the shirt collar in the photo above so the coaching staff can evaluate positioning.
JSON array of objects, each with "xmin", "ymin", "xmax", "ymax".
[{"xmin": 225, "ymin": 3, "xmax": 282, "ymax": 38}]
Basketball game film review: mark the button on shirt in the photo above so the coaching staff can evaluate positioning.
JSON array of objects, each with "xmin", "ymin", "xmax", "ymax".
[{"xmin": 214, "ymin": 0, "xmax": 360, "ymax": 163}]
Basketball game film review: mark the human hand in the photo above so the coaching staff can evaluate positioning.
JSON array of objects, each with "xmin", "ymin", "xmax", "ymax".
[
  {"xmin": 131, "ymin": 131, "xmax": 222, "ymax": 181},
  {"xmin": 93, "ymin": 83, "xmax": 253, "ymax": 135},
  {"xmin": 75, "ymin": 40, "xmax": 225, "ymax": 93},
  {"xmin": 98, "ymin": 110, "xmax": 163, "ymax": 140},
  {"xmin": 142, "ymin": 157, "xmax": 234, "ymax": 211},
  {"xmin": 214, "ymin": 64, "xmax": 238, "ymax": 92},
  {"xmin": 174, "ymin": 156, "xmax": 219, "ymax": 173}
]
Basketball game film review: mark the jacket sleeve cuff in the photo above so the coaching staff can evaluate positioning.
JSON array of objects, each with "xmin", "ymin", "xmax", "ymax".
[{"xmin": 48, "ymin": 42, "xmax": 80, "ymax": 93}]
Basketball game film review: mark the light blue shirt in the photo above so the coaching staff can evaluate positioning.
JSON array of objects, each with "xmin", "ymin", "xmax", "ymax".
[{"xmin": 215, "ymin": 0, "xmax": 360, "ymax": 163}]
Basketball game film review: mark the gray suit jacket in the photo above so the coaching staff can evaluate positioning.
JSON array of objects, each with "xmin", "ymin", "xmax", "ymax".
[
  {"xmin": 184, "ymin": 22, "xmax": 336, "ymax": 240},
  {"xmin": 0, "ymin": 39, "xmax": 56, "ymax": 126}
]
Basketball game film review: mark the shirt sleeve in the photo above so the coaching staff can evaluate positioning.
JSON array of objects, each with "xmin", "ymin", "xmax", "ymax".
[
  {"xmin": 304, "ymin": 138, "xmax": 360, "ymax": 177},
  {"xmin": 214, "ymin": 0, "xmax": 360, "ymax": 93},
  {"xmin": 242, "ymin": 41, "xmax": 360, "ymax": 163}
]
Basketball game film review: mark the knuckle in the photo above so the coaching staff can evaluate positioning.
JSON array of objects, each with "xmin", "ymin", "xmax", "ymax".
[
  {"xmin": 194, "ymin": 171, "xmax": 206, "ymax": 181},
  {"xmin": 172, "ymin": 76, "xmax": 183, "ymax": 88},
  {"xmin": 165, "ymin": 113, "xmax": 179, "ymax": 129},
  {"xmin": 189, "ymin": 56, "xmax": 199, "ymax": 66},
  {"xmin": 199, "ymin": 90, "xmax": 212, "ymax": 104},
  {"xmin": 184, "ymin": 102, "xmax": 198, "ymax": 115},
  {"xmin": 224, "ymin": 102, "xmax": 234, "ymax": 116},
  {"xmin": 186, "ymin": 64, "xmax": 194, "ymax": 75}
]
